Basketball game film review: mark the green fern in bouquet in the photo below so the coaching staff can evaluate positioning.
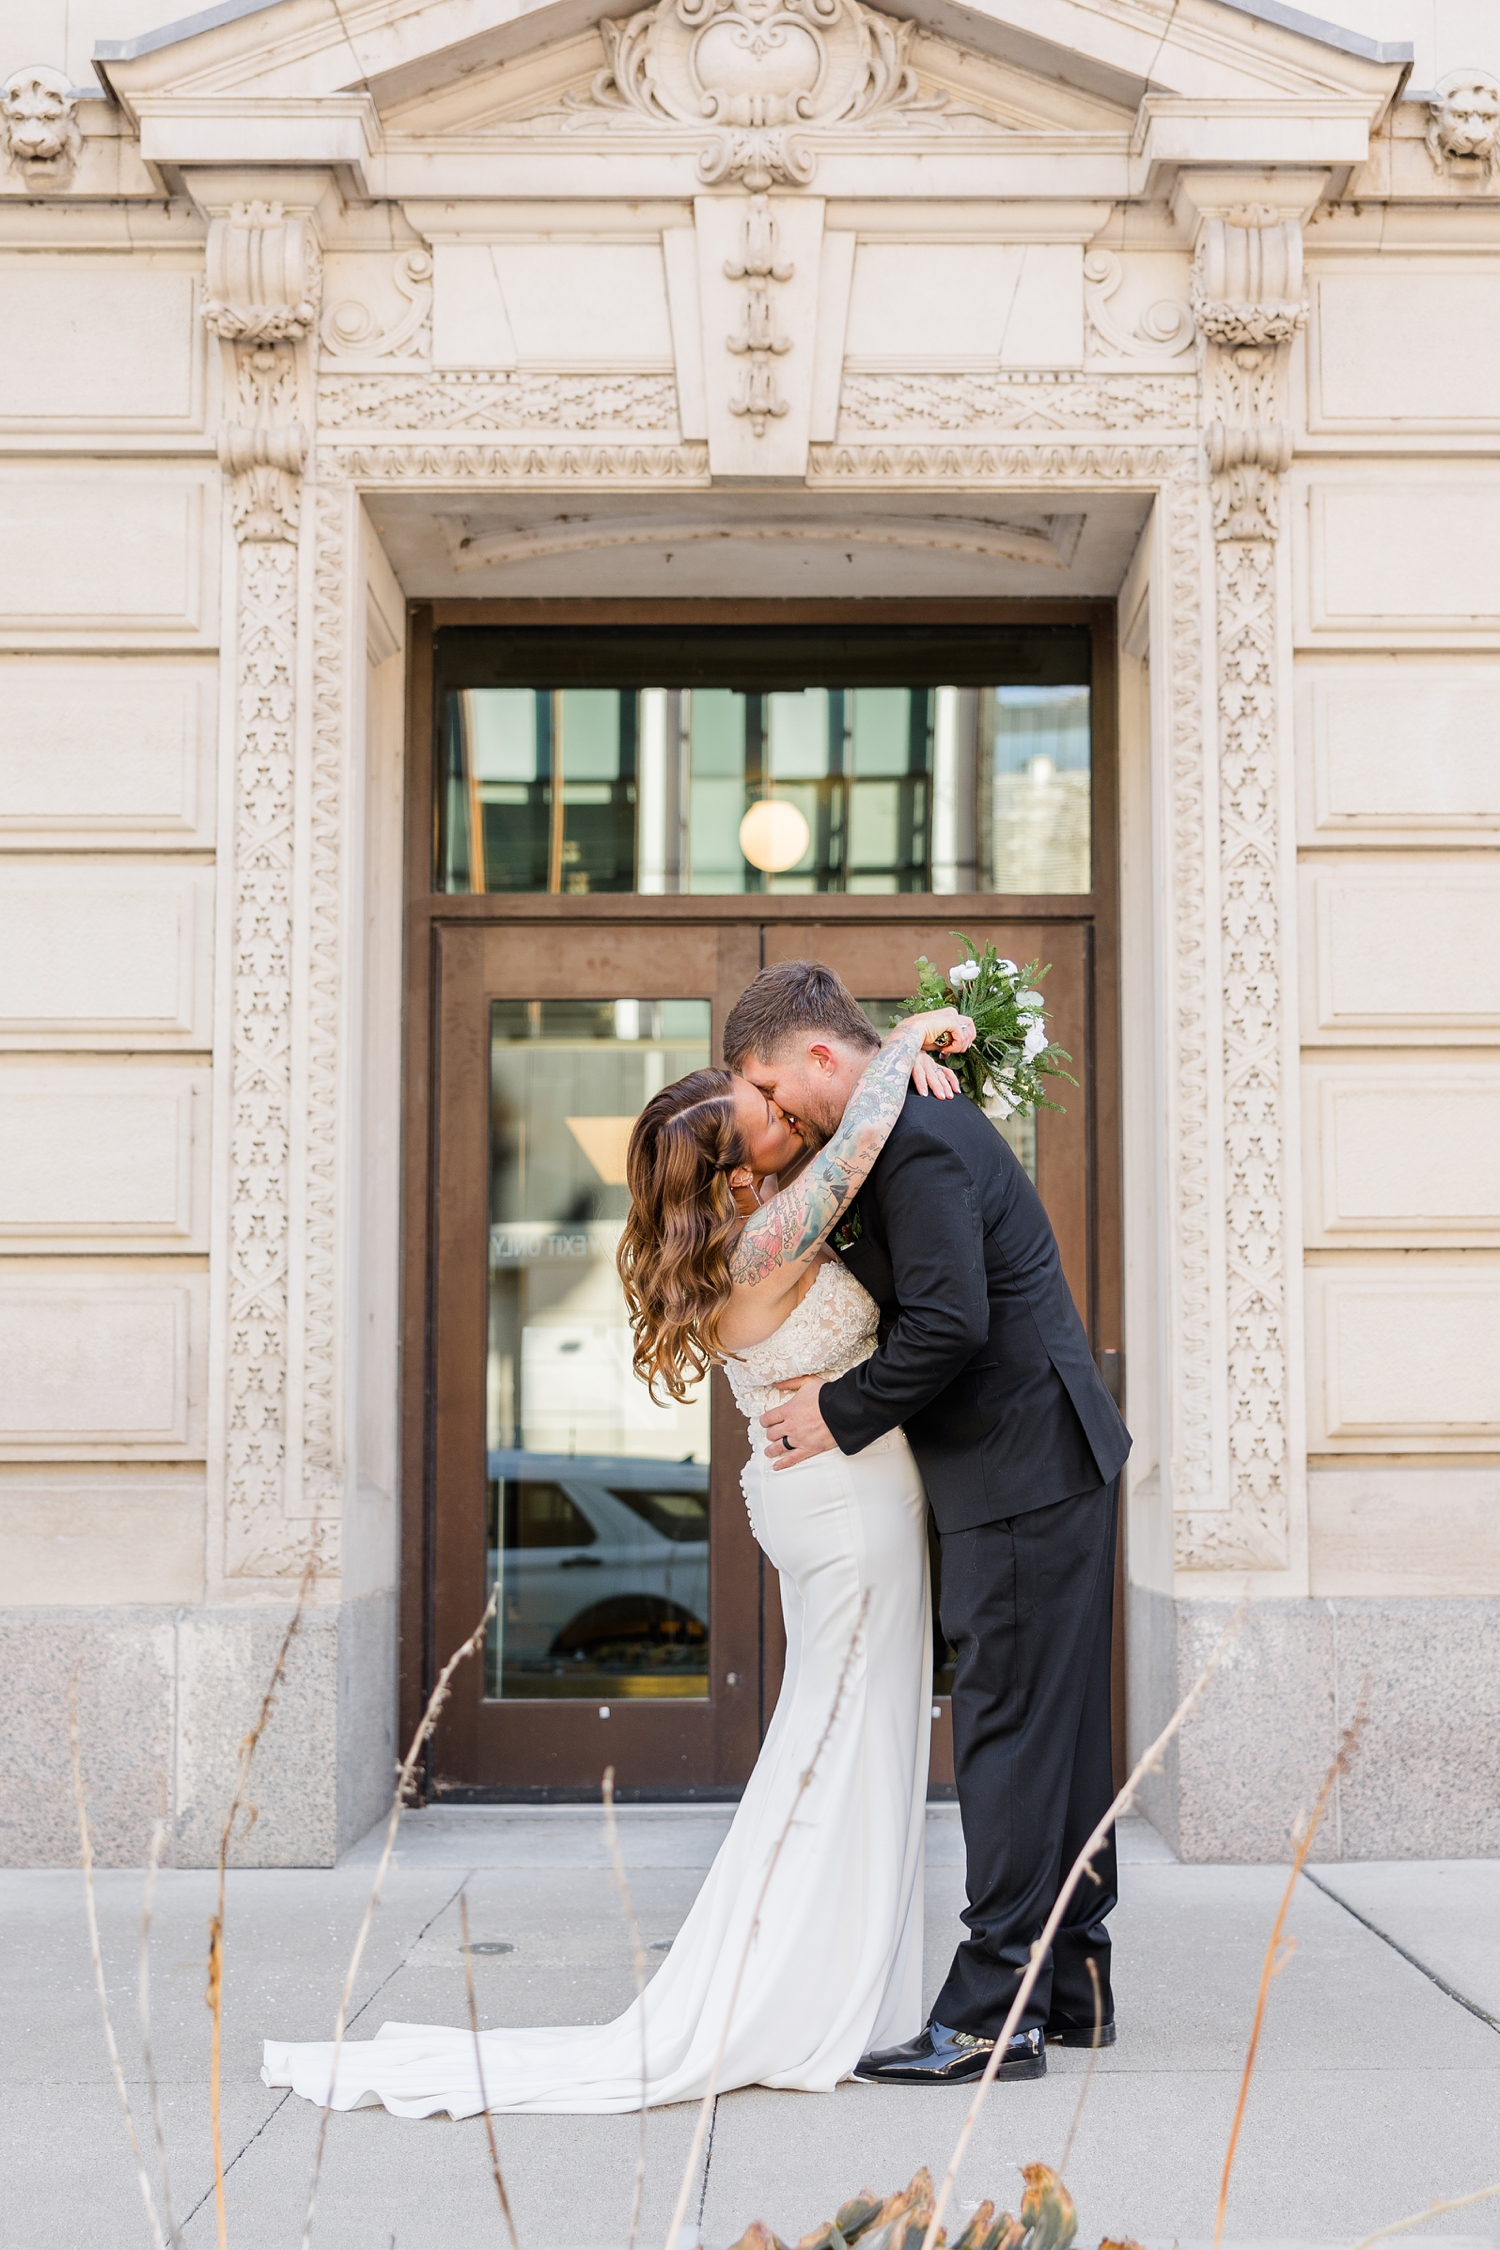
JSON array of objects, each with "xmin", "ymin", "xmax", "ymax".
[{"xmin": 893, "ymin": 935, "xmax": 1076, "ymax": 1118}]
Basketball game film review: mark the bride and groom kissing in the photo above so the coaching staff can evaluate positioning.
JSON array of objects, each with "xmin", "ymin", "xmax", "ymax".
[{"xmin": 264, "ymin": 959, "xmax": 1130, "ymax": 2118}]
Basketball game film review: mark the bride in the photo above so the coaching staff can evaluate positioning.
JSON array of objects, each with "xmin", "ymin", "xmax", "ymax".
[{"xmin": 263, "ymin": 1001, "xmax": 974, "ymax": 2117}]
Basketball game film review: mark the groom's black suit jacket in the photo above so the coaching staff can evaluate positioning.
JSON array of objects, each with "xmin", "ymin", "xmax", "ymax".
[{"xmin": 819, "ymin": 1086, "xmax": 1129, "ymax": 1534}]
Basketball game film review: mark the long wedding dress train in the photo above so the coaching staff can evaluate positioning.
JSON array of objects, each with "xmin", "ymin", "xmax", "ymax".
[{"xmin": 262, "ymin": 1262, "xmax": 933, "ymax": 2117}]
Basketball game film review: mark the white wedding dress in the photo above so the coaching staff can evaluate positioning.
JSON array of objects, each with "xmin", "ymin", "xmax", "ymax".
[{"xmin": 262, "ymin": 1261, "xmax": 933, "ymax": 2117}]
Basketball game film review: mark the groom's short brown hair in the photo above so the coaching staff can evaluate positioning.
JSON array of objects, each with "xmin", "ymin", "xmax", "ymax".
[{"xmin": 722, "ymin": 961, "xmax": 881, "ymax": 1070}]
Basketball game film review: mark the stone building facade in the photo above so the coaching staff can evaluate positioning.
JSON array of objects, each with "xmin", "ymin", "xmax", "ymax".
[{"xmin": 2, "ymin": 0, "xmax": 1498, "ymax": 1865}]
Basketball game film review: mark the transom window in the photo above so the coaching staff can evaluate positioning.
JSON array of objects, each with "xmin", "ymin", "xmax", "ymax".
[{"xmin": 435, "ymin": 626, "xmax": 1092, "ymax": 897}]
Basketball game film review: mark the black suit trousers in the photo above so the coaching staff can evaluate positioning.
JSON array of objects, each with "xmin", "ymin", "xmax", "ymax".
[{"xmin": 931, "ymin": 1477, "xmax": 1119, "ymax": 2038}]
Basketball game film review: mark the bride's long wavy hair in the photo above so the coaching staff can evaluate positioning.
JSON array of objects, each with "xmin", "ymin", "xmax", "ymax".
[{"xmin": 617, "ymin": 1068, "xmax": 747, "ymax": 1404}]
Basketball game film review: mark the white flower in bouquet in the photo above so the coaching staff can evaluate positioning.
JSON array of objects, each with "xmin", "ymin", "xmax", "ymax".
[{"xmin": 896, "ymin": 936, "xmax": 1076, "ymax": 1120}]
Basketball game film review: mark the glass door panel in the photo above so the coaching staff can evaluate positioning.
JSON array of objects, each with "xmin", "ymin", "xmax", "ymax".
[
  {"xmin": 485, "ymin": 1000, "xmax": 714, "ymax": 1703},
  {"xmin": 426, "ymin": 919, "xmax": 763, "ymax": 1794}
]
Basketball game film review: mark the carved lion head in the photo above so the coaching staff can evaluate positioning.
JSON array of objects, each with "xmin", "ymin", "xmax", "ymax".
[
  {"xmin": 1, "ymin": 64, "xmax": 80, "ymax": 171},
  {"xmin": 1425, "ymin": 71, "xmax": 1500, "ymax": 179}
]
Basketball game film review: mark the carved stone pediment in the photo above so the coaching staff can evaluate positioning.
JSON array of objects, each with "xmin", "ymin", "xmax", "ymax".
[{"xmin": 572, "ymin": 0, "xmax": 942, "ymax": 187}]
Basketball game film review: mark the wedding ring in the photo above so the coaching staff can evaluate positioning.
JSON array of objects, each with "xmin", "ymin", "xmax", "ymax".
[{"xmin": 781, "ymin": 1436, "xmax": 794, "ymax": 1452}]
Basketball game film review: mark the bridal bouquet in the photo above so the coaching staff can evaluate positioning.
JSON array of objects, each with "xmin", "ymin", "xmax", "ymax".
[{"xmin": 894, "ymin": 935, "xmax": 1075, "ymax": 1118}]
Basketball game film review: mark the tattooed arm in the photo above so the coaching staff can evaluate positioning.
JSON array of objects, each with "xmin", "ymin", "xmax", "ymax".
[{"xmin": 728, "ymin": 1008, "xmax": 973, "ymax": 1292}]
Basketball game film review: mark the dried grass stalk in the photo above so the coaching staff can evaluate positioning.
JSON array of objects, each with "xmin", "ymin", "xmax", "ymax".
[
  {"xmin": 207, "ymin": 1550, "xmax": 316, "ymax": 2250},
  {"xmin": 1055, "ymin": 1957, "xmax": 1104, "ymax": 2180},
  {"xmin": 300, "ymin": 1585, "xmax": 498, "ymax": 2250},
  {"xmin": 459, "ymin": 1888, "xmax": 521, "ymax": 2250},
  {"xmin": 662, "ymin": 1589, "xmax": 872, "ymax": 2250},
  {"xmin": 602, "ymin": 1765, "xmax": 650, "ymax": 2250},
  {"xmin": 1212, "ymin": 1693, "xmax": 1368, "ymax": 2250},
  {"xmin": 68, "ymin": 1669, "xmax": 168, "ymax": 2250},
  {"xmin": 918, "ymin": 1603, "xmax": 1248, "ymax": 2250},
  {"xmin": 140, "ymin": 1816, "xmax": 181, "ymax": 2248},
  {"xmin": 1348, "ymin": 2180, "xmax": 1500, "ymax": 2250}
]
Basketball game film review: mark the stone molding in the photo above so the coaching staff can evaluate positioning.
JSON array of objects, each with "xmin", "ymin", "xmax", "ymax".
[
  {"xmin": 317, "ymin": 371, "xmax": 679, "ymax": 432},
  {"xmin": 1, "ymin": 66, "xmax": 81, "ymax": 182},
  {"xmin": 836, "ymin": 371, "xmax": 1197, "ymax": 433},
  {"xmin": 319, "ymin": 440, "xmax": 711, "ymax": 483}
]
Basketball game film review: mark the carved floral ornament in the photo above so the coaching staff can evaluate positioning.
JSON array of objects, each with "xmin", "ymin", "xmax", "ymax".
[{"xmin": 576, "ymin": 0, "xmax": 942, "ymax": 188}]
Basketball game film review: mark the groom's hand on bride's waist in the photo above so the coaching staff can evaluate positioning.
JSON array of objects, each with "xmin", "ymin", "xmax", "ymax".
[{"xmin": 763, "ymin": 1375, "xmax": 836, "ymax": 1469}]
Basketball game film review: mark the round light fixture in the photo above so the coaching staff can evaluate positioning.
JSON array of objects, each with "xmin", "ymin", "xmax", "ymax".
[{"xmin": 738, "ymin": 798, "xmax": 810, "ymax": 875}]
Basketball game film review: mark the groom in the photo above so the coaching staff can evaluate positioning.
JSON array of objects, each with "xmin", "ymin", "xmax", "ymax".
[{"xmin": 723, "ymin": 960, "xmax": 1130, "ymax": 2084}]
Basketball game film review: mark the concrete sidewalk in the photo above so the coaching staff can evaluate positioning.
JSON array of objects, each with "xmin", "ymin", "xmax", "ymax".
[{"xmin": 3, "ymin": 1807, "xmax": 1497, "ymax": 2250}]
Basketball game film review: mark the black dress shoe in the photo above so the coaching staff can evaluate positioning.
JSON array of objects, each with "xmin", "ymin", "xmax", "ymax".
[
  {"xmin": 852, "ymin": 2021, "xmax": 1046, "ymax": 2085},
  {"xmin": 1045, "ymin": 2016, "xmax": 1116, "ymax": 2049}
]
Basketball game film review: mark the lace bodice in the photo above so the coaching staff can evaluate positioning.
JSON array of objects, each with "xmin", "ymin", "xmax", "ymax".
[{"xmin": 724, "ymin": 1260, "xmax": 879, "ymax": 1429}]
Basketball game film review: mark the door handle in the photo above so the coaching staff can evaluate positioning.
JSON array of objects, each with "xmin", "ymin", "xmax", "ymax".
[{"xmin": 558, "ymin": 1554, "xmax": 604, "ymax": 1570}]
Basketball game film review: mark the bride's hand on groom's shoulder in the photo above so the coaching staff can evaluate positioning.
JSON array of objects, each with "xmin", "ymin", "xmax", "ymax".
[
  {"xmin": 896, "ymin": 1007, "xmax": 974, "ymax": 1097},
  {"xmin": 762, "ymin": 1374, "xmax": 836, "ymax": 1468},
  {"xmin": 910, "ymin": 1049, "xmax": 962, "ymax": 1099}
]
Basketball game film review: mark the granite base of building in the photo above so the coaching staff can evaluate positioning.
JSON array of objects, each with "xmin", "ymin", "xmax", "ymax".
[
  {"xmin": 0, "ymin": 1593, "xmax": 397, "ymax": 1868},
  {"xmin": 1128, "ymin": 1589, "xmax": 1500, "ymax": 1862}
]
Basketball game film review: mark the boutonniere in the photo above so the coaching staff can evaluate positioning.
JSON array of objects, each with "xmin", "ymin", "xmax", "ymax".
[{"xmin": 830, "ymin": 1205, "xmax": 864, "ymax": 1254}]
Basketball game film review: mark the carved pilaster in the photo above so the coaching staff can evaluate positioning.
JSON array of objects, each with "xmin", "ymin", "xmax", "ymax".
[
  {"xmin": 205, "ymin": 199, "xmax": 338, "ymax": 1581},
  {"xmin": 1176, "ymin": 208, "xmax": 1305, "ymax": 1572}
]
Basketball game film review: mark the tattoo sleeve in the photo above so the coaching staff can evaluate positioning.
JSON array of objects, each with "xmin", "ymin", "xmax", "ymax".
[{"xmin": 728, "ymin": 1027, "xmax": 924, "ymax": 1288}]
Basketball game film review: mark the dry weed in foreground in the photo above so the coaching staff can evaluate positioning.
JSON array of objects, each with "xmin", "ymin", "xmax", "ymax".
[
  {"xmin": 602, "ymin": 1765, "xmax": 651, "ymax": 2250},
  {"xmin": 662, "ymin": 1589, "xmax": 873, "ymax": 2250},
  {"xmin": 1212, "ymin": 1691, "xmax": 1369, "ymax": 2250},
  {"xmin": 68, "ymin": 1670, "xmax": 170, "ymax": 2250},
  {"xmin": 207, "ymin": 1549, "xmax": 317, "ymax": 2250},
  {"xmin": 459, "ymin": 1888, "xmax": 521, "ymax": 2250},
  {"xmin": 917, "ymin": 1602, "xmax": 1249, "ymax": 2250},
  {"xmin": 1347, "ymin": 2180, "xmax": 1500, "ymax": 2249},
  {"xmin": 139, "ymin": 1817, "xmax": 181, "ymax": 2248},
  {"xmin": 1055, "ymin": 1958, "xmax": 1104, "ymax": 2181},
  {"xmin": 301, "ymin": 1585, "xmax": 498, "ymax": 2250}
]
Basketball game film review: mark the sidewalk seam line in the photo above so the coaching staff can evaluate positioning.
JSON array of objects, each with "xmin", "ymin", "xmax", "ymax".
[
  {"xmin": 178, "ymin": 1869, "xmax": 473, "ymax": 2231},
  {"xmin": 1301, "ymin": 1869, "xmax": 1500, "ymax": 2037}
]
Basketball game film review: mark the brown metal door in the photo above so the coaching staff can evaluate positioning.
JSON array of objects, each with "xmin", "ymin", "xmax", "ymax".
[{"xmin": 426, "ymin": 916, "xmax": 763, "ymax": 1795}]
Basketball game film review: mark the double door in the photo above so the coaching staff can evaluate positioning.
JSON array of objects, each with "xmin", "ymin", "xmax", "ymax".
[{"xmin": 416, "ymin": 901, "xmax": 1102, "ymax": 1796}]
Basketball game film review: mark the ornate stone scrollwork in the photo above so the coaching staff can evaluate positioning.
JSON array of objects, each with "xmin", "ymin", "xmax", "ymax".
[
  {"xmin": 577, "ymin": 0, "xmax": 941, "ymax": 188},
  {"xmin": 1192, "ymin": 208, "xmax": 1304, "ymax": 543},
  {"xmin": 1082, "ymin": 251, "xmax": 1193, "ymax": 362},
  {"xmin": 319, "ymin": 249, "xmax": 434, "ymax": 364},
  {"xmin": 205, "ymin": 196, "xmax": 336, "ymax": 1579},
  {"xmin": 726, "ymin": 194, "xmax": 793, "ymax": 434},
  {"xmin": 1, "ymin": 65, "xmax": 81, "ymax": 180},
  {"xmin": 1425, "ymin": 70, "xmax": 1500, "ymax": 181},
  {"xmin": 205, "ymin": 203, "xmax": 322, "ymax": 545},
  {"xmin": 1173, "ymin": 204, "xmax": 1307, "ymax": 1571},
  {"xmin": 204, "ymin": 202, "xmax": 322, "ymax": 341}
]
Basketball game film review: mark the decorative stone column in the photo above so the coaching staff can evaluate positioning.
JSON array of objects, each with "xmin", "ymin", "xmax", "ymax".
[
  {"xmin": 1175, "ymin": 208, "xmax": 1306, "ymax": 1572},
  {"xmin": 203, "ymin": 198, "xmax": 343, "ymax": 1585}
]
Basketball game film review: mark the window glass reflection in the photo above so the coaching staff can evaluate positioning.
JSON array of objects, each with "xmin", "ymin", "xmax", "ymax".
[{"xmin": 435, "ymin": 629, "xmax": 1092, "ymax": 897}]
